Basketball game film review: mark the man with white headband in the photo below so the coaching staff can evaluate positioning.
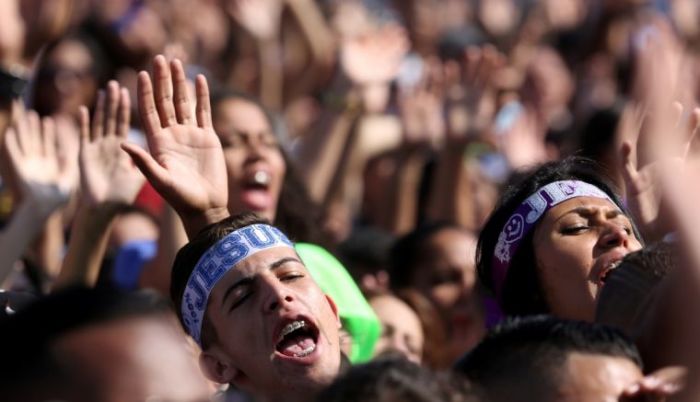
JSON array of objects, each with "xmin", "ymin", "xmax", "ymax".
[
  {"xmin": 171, "ymin": 212, "xmax": 342, "ymax": 402},
  {"xmin": 121, "ymin": 56, "xmax": 343, "ymax": 401}
]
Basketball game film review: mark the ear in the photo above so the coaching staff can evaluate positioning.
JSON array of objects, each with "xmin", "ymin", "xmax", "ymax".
[
  {"xmin": 199, "ymin": 347, "xmax": 239, "ymax": 385},
  {"xmin": 325, "ymin": 294, "xmax": 341, "ymax": 328}
]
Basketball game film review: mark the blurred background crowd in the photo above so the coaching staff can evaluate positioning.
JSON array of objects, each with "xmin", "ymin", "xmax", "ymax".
[{"xmin": 3, "ymin": 0, "xmax": 700, "ymax": 401}]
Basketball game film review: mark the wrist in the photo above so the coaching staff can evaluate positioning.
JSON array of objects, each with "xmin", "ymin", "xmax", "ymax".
[{"xmin": 180, "ymin": 206, "xmax": 230, "ymax": 239}]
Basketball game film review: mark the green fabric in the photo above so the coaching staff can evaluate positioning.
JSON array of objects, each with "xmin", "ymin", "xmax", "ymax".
[{"xmin": 295, "ymin": 243, "xmax": 380, "ymax": 363}]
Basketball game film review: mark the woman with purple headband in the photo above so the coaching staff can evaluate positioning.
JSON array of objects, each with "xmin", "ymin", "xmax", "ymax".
[{"xmin": 476, "ymin": 156, "xmax": 643, "ymax": 322}]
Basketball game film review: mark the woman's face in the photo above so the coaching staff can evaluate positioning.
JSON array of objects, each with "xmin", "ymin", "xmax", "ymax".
[
  {"xmin": 213, "ymin": 98, "xmax": 286, "ymax": 222},
  {"xmin": 35, "ymin": 39, "xmax": 98, "ymax": 116},
  {"xmin": 533, "ymin": 196, "xmax": 642, "ymax": 321}
]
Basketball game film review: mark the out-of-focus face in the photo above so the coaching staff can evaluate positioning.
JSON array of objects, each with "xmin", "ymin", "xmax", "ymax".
[
  {"xmin": 35, "ymin": 38, "xmax": 97, "ymax": 116},
  {"xmin": 204, "ymin": 246, "xmax": 341, "ymax": 402},
  {"xmin": 55, "ymin": 316, "xmax": 212, "ymax": 402},
  {"xmin": 409, "ymin": 228, "xmax": 484, "ymax": 354},
  {"xmin": 533, "ymin": 196, "xmax": 642, "ymax": 321},
  {"xmin": 370, "ymin": 294, "xmax": 424, "ymax": 364},
  {"xmin": 411, "ymin": 228, "xmax": 477, "ymax": 313},
  {"xmin": 213, "ymin": 99, "xmax": 286, "ymax": 222},
  {"xmin": 556, "ymin": 352, "xmax": 643, "ymax": 401}
]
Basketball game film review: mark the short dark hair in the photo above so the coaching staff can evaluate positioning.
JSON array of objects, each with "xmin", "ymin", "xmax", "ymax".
[
  {"xmin": 454, "ymin": 316, "xmax": 642, "ymax": 402},
  {"xmin": 0, "ymin": 286, "xmax": 174, "ymax": 401},
  {"xmin": 318, "ymin": 356, "xmax": 483, "ymax": 402},
  {"xmin": 596, "ymin": 242, "xmax": 676, "ymax": 336},
  {"xmin": 170, "ymin": 212, "xmax": 270, "ymax": 348},
  {"xmin": 476, "ymin": 156, "xmax": 640, "ymax": 315}
]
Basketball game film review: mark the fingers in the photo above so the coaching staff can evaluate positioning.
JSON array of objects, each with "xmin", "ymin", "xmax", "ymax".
[
  {"xmin": 3, "ymin": 127, "xmax": 22, "ymax": 168},
  {"xmin": 41, "ymin": 117, "xmax": 56, "ymax": 161},
  {"xmin": 137, "ymin": 71, "xmax": 161, "ymax": 138},
  {"xmin": 104, "ymin": 81, "xmax": 120, "ymax": 137},
  {"xmin": 153, "ymin": 55, "xmax": 177, "ymax": 127},
  {"xmin": 79, "ymin": 106, "xmax": 90, "ymax": 147},
  {"xmin": 195, "ymin": 74, "xmax": 213, "ymax": 128},
  {"xmin": 621, "ymin": 141, "xmax": 639, "ymax": 184},
  {"xmin": 117, "ymin": 88, "xmax": 131, "ymax": 139},
  {"xmin": 171, "ymin": 59, "xmax": 193, "ymax": 124},
  {"xmin": 92, "ymin": 90, "xmax": 106, "ymax": 140},
  {"xmin": 120, "ymin": 142, "xmax": 171, "ymax": 190}
]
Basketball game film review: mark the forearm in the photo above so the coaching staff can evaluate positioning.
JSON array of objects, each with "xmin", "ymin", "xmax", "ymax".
[
  {"xmin": 385, "ymin": 149, "xmax": 426, "ymax": 235},
  {"xmin": 258, "ymin": 38, "xmax": 283, "ymax": 110},
  {"xmin": 0, "ymin": 199, "xmax": 53, "ymax": 284},
  {"xmin": 295, "ymin": 91, "xmax": 362, "ymax": 202},
  {"xmin": 139, "ymin": 204, "xmax": 188, "ymax": 294},
  {"xmin": 286, "ymin": 0, "xmax": 335, "ymax": 63},
  {"xmin": 178, "ymin": 206, "xmax": 230, "ymax": 240},
  {"xmin": 53, "ymin": 202, "xmax": 122, "ymax": 289},
  {"xmin": 426, "ymin": 144, "xmax": 473, "ymax": 226},
  {"xmin": 26, "ymin": 211, "xmax": 65, "ymax": 281}
]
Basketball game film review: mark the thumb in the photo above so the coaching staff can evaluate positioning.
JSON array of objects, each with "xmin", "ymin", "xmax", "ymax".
[{"xmin": 120, "ymin": 142, "xmax": 172, "ymax": 191}]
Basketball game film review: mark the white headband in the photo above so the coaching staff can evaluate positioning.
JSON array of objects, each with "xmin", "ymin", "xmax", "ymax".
[{"xmin": 181, "ymin": 224, "xmax": 294, "ymax": 344}]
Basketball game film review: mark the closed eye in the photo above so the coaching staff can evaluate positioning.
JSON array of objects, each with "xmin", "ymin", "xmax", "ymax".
[
  {"xmin": 562, "ymin": 225, "xmax": 588, "ymax": 235},
  {"xmin": 229, "ymin": 290, "xmax": 252, "ymax": 311}
]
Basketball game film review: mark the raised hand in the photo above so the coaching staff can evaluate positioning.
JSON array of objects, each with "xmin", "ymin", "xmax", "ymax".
[
  {"xmin": 79, "ymin": 81, "xmax": 144, "ymax": 207},
  {"xmin": 340, "ymin": 24, "xmax": 409, "ymax": 86},
  {"xmin": 120, "ymin": 55, "xmax": 228, "ymax": 236},
  {"xmin": 226, "ymin": 0, "xmax": 283, "ymax": 40},
  {"xmin": 620, "ymin": 20, "xmax": 700, "ymax": 241},
  {"xmin": 444, "ymin": 44, "xmax": 505, "ymax": 141},
  {"xmin": 1, "ymin": 104, "xmax": 75, "ymax": 217}
]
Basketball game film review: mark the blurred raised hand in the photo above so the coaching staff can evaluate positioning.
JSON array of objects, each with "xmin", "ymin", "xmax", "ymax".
[
  {"xmin": 340, "ymin": 24, "xmax": 409, "ymax": 86},
  {"xmin": 226, "ymin": 0, "xmax": 284, "ymax": 41},
  {"xmin": 120, "ymin": 56, "xmax": 228, "ymax": 236},
  {"xmin": 1, "ymin": 105, "xmax": 76, "ymax": 217},
  {"xmin": 444, "ymin": 44, "xmax": 505, "ymax": 146},
  {"xmin": 79, "ymin": 81, "xmax": 144, "ymax": 207},
  {"xmin": 620, "ymin": 19, "xmax": 700, "ymax": 241}
]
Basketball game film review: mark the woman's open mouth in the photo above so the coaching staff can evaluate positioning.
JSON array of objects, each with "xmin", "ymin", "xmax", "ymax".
[
  {"xmin": 240, "ymin": 170, "xmax": 274, "ymax": 210},
  {"xmin": 598, "ymin": 259, "xmax": 623, "ymax": 285}
]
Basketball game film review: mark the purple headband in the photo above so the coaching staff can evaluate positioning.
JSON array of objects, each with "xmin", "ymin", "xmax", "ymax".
[{"xmin": 491, "ymin": 180, "xmax": 615, "ymax": 297}]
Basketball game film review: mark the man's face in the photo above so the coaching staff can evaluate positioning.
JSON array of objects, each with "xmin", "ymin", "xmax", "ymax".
[
  {"xmin": 205, "ymin": 246, "xmax": 342, "ymax": 401},
  {"xmin": 556, "ymin": 352, "xmax": 643, "ymax": 401}
]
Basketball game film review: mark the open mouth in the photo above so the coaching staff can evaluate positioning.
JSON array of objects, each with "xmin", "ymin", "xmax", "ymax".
[
  {"xmin": 598, "ymin": 260, "xmax": 622, "ymax": 285},
  {"xmin": 243, "ymin": 170, "xmax": 271, "ymax": 191},
  {"xmin": 274, "ymin": 318, "xmax": 320, "ymax": 358},
  {"xmin": 239, "ymin": 170, "xmax": 274, "ymax": 210}
]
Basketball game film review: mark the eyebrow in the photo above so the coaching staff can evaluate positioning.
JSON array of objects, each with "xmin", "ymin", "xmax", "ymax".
[
  {"xmin": 221, "ymin": 257, "xmax": 303, "ymax": 307},
  {"xmin": 555, "ymin": 206, "xmax": 626, "ymax": 223}
]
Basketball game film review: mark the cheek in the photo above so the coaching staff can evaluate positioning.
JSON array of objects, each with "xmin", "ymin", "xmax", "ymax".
[
  {"xmin": 536, "ymin": 237, "xmax": 596, "ymax": 280},
  {"xmin": 223, "ymin": 151, "xmax": 245, "ymax": 178},
  {"xmin": 430, "ymin": 284, "xmax": 462, "ymax": 310}
]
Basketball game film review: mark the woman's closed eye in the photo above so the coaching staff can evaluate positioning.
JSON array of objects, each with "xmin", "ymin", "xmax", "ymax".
[{"xmin": 561, "ymin": 225, "xmax": 589, "ymax": 235}]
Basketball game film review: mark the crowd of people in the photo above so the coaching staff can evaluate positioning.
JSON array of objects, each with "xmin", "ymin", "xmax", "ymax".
[{"xmin": 2, "ymin": 0, "xmax": 700, "ymax": 401}]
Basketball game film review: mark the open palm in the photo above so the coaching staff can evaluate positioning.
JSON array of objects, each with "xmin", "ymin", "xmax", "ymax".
[
  {"xmin": 79, "ymin": 81, "xmax": 144, "ymax": 206},
  {"xmin": 121, "ymin": 56, "xmax": 228, "ymax": 223}
]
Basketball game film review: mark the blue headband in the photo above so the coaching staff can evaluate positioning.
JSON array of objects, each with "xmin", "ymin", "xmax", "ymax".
[{"xmin": 181, "ymin": 224, "xmax": 294, "ymax": 344}]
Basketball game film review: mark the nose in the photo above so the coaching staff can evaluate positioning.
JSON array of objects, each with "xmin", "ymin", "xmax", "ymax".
[
  {"xmin": 597, "ymin": 222, "xmax": 631, "ymax": 250},
  {"xmin": 262, "ymin": 278, "xmax": 294, "ymax": 314}
]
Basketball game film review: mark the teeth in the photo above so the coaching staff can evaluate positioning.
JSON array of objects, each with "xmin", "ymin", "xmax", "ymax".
[
  {"xmin": 279, "ymin": 320, "xmax": 305, "ymax": 342},
  {"xmin": 294, "ymin": 344, "xmax": 316, "ymax": 358},
  {"xmin": 607, "ymin": 260, "xmax": 622, "ymax": 270},
  {"xmin": 253, "ymin": 171, "xmax": 270, "ymax": 186}
]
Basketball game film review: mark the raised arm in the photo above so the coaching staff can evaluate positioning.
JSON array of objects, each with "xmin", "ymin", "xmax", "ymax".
[
  {"xmin": 0, "ymin": 106, "xmax": 74, "ymax": 285},
  {"xmin": 55, "ymin": 81, "xmax": 145, "ymax": 289},
  {"xmin": 120, "ymin": 56, "xmax": 229, "ymax": 238}
]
